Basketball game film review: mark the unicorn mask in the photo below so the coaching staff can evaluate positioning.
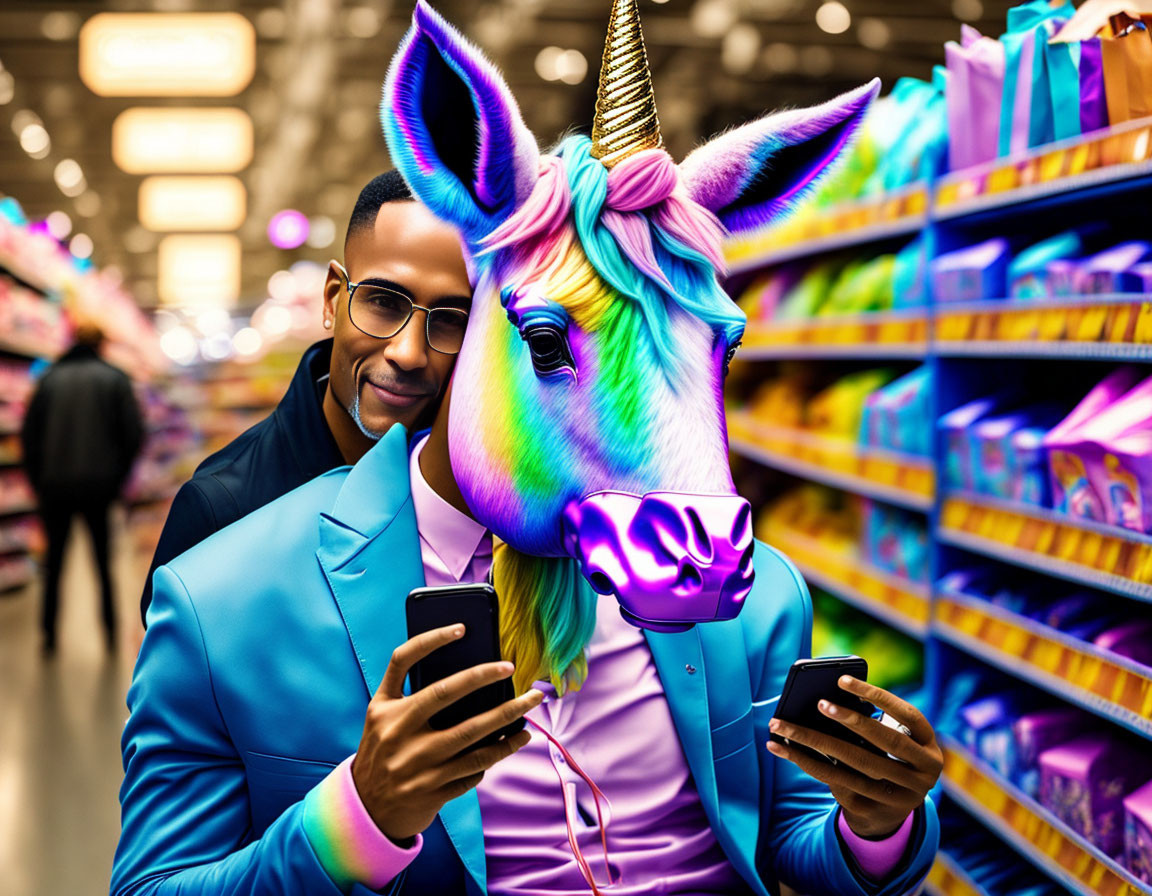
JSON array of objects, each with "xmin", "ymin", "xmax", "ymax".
[{"xmin": 383, "ymin": 0, "xmax": 878, "ymax": 693}]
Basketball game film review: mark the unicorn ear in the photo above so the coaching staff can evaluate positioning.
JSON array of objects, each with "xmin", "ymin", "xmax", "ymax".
[
  {"xmin": 679, "ymin": 79, "xmax": 880, "ymax": 235},
  {"xmin": 382, "ymin": 1, "xmax": 540, "ymax": 242}
]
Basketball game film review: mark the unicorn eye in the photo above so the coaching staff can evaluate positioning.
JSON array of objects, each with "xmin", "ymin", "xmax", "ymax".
[
  {"xmin": 522, "ymin": 324, "xmax": 576, "ymax": 379},
  {"xmin": 723, "ymin": 340, "xmax": 741, "ymax": 378}
]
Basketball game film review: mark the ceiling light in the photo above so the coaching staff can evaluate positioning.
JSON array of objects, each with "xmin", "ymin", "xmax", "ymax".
[
  {"xmin": 722, "ymin": 24, "xmax": 762, "ymax": 74},
  {"xmin": 306, "ymin": 216, "xmax": 336, "ymax": 249},
  {"xmin": 535, "ymin": 46, "xmax": 563, "ymax": 81},
  {"xmin": 158, "ymin": 234, "xmax": 242, "ymax": 308},
  {"xmin": 952, "ymin": 0, "xmax": 983, "ymax": 20},
  {"xmin": 691, "ymin": 0, "xmax": 738, "ymax": 39},
  {"xmin": 54, "ymin": 159, "xmax": 85, "ymax": 192},
  {"xmin": 41, "ymin": 11, "xmax": 81, "ymax": 41},
  {"xmin": 20, "ymin": 124, "xmax": 51, "ymax": 158},
  {"xmin": 11, "ymin": 109, "xmax": 41, "ymax": 135},
  {"xmin": 816, "ymin": 2, "xmax": 852, "ymax": 35},
  {"xmin": 79, "ymin": 13, "xmax": 256, "ymax": 97},
  {"xmin": 556, "ymin": 49, "xmax": 588, "ymax": 85},
  {"xmin": 160, "ymin": 326, "xmax": 199, "ymax": 364},
  {"xmin": 112, "ymin": 107, "xmax": 253, "ymax": 174},
  {"xmin": 46, "ymin": 211, "xmax": 72, "ymax": 240},
  {"xmin": 259, "ymin": 304, "xmax": 293, "ymax": 336},
  {"xmin": 858, "ymin": 18, "xmax": 891, "ymax": 49},
  {"xmin": 74, "ymin": 191, "xmax": 101, "ymax": 218},
  {"xmin": 268, "ymin": 210, "xmax": 309, "ymax": 249},
  {"xmin": 70, "ymin": 233, "xmax": 94, "ymax": 260},
  {"xmin": 0, "ymin": 71, "xmax": 14, "ymax": 105},
  {"xmin": 343, "ymin": 7, "xmax": 381, "ymax": 38},
  {"xmin": 195, "ymin": 308, "xmax": 232, "ymax": 336},
  {"xmin": 763, "ymin": 42, "xmax": 799, "ymax": 73},
  {"xmin": 267, "ymin": 269, "xmax": 296, "ymax": 301},
  {"xmin": 233, "ymin": 327, "xmax": 263, "ymax": 357},
  {"xmin": 139, "ymin": 176, "xmax": 246, "ymax": 231}
]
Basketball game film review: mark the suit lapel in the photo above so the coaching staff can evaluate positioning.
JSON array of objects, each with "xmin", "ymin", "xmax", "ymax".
[
  {"xmin": 643, "ymin": 626, "xmax": 718, "ymax": 818},
  {"xmin": 315, "ymin": 425, "xmax": 488, "ymax": 895}
]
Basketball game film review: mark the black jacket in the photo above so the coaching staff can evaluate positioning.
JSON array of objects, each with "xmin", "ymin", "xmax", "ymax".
[
  {"xmin": 21, "ymin": 344, "xmax": 144, "ymax": 500},
  {"xmin": 140, "ymin": 339, "xmax": 344, "ymax": 625}
]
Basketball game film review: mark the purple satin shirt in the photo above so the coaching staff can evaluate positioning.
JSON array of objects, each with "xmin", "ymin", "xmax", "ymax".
[{"xmin": 398, "ymin": 436, "xmax": 909, "ymax": 894}]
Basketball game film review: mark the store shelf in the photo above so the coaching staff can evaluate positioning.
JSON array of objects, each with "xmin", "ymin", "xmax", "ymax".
[
  {"xmin": 763, "ymin": 524, "xmax": 930, "ymax": 638},
  {"xmin": 941, "ymin": 736, "xmax": 1152, "ymax": 896},
  {"xmin": 728, "ymin": 412, "xmax": 935, "ymax": 512},
  {"xmin": 741, "ymin": 310, "xmax": 930, "ymax": 360},
  {"xmin": 934, "ymin": 117, "xmax": 1152, "ymax": 221},
  {"xmin": 924, "ymin": 851, "xmax": 994, "ymax": 896},
  {"xmin": 0, "ymin": 501, "xmax": 35, "ymax": 519},
  {"xmin": 934, "ymin": 588, "xmax": 1152, "ymax": 740},
  {"xmin": 0, "ymin": 337, "xmax": 54, "ymax": 360},
  {"xmin": 724, "ymin": 183, "xmax": 930, "ymax": 272},
  {"xmin": 937, "ymin": 493, "xmax": 1152, "ymax": 604},
  {"xmin": 935, "ymin": 295, "xmax": 1152, "ymax": 361}
]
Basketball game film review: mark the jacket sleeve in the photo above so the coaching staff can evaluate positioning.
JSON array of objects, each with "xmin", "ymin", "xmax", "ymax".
[
  {"xmin": 19, "ymin": 379, "xmax": 46, "ymax": 492},
  {"xmin": 112, "ymin": 565, "xmax": 370, "ymax": 896},
  {"xmin": 139, "ymin": 481, "xmax": 219, "ymax": 628},
  {"xmin": 750, "ymin": 547, "xmax": 939, "ymax": 896}
]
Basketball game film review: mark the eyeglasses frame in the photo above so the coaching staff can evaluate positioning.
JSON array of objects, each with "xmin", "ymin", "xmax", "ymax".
[{"xmin": 331, "ymin": 260, "xmax": 469, "ymax": 355}]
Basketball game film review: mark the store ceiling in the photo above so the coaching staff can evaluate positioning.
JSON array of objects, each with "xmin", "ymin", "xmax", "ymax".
[{"xmin": 0, "ymin": 0, "xmax": 1017, "ymax": 310}]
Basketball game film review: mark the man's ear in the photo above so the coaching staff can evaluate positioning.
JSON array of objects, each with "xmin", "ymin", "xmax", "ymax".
[
  {"xmin": 323, "ymin": 261, "xmax": 343, "ymax": 328},
  {"xmin": 381, "ymin": 1, "xmax": 540, "ymax": 245},
  {"xmin": 679, "ymin": 79, "xmax": 880, "ymax": 235}
]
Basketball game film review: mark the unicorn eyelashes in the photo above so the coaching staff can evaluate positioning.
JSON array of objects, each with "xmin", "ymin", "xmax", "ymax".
[{"xmin": 382, "ymin": 0, "xmax": 879, "ymax": 693}]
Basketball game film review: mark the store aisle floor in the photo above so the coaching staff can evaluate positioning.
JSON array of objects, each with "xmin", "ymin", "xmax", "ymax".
[{"xmin": 0, "ymin": 510, "xmax": 149, "ymax": 896}]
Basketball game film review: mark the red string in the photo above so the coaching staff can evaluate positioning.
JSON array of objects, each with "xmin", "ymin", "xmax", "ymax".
[{"xmin": 524, "ymin": 716, "xmax": 619, "ymax": 893}]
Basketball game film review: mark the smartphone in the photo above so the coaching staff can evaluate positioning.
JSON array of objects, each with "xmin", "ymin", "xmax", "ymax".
[
  {"xmin": 769, "ymin": 656, "xmax": 887, "ymax": 765},
  {"xmin": 405, "ymin": 583, "xmax": 524, "ymax": 751}
]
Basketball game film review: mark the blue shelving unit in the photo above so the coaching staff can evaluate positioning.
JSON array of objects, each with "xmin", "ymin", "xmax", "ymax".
[{"xmin": 725, "ymin": 120, "xmax": 1152, "ymax": 896}]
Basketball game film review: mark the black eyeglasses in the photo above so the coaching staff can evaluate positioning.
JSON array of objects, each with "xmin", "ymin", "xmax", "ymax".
[{"xmin": 333, "ymin": 262, "xmax": 469, "ymax": 355}]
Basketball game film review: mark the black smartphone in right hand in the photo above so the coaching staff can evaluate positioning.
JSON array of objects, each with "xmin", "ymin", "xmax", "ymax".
[
  {"xmin": 405, "ymin": 583, "xmax": 525, "ymax": 751},
  {"xmin": 770, "ymin": 655, "xmax": 888, "ymax": 765}
]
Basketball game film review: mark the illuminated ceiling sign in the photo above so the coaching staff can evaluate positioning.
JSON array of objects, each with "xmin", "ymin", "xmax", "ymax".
[
  {"xmin": 158, "ymin": 234, "xmax": 241, "ymax": 308},
  {"xmin": 113, "ymin": 108, "xmax": 253, "ymax": 173},
  {"xmin": 139, "ymin": 176, "xmax": 246, "ymax": 231},
  {"xmin": 79, "ymin": 13, "xmax": 255, "ymax": 97}
]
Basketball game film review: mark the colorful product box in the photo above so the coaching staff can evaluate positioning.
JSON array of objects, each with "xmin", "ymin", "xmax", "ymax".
[
  {"xmin": 1038, "ymin": 734, "xmax": 1150, "ymax": 858},
  {"xmin": 960, "ymin": 694, "xmax": 1020, "ymax": 780},
  {"xmin": 1009, "ymin": 231, "xmax": 1083, "ymax": 300},
  {"xmin": 931, "ymin": 238, "xmax": 1012, "ymax": 302},
  {"xmin": 1010, "ymin": 426, "xmax": 1053, "ymax": 507},
  {"xmin": 1012, "ymin": 707, "xmax": 1086, "ymax": 797},
  {"xmin": 968, "ymin": 404, "xmax": 1066, "ymax": 500},
  {"xmin": 1044, "ymin": 368, "xmax": 1144, "ymax": 523},
  {"xmin": 1125, "ymin": 779, "xmax": 1152, "ymax": 884},
  {"xmin": 941, "ymin": 395, "xmax": 1012, "ymax": 492},
  {"xmin": 1093, "ymin": 619, "xmax": 1152, "ymax": 669},
  {"xmin": 1075, "ymin": 242, "xmax": 1152, "ymax": 295}
]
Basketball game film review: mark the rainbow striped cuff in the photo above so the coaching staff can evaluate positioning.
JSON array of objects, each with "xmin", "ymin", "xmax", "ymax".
[{"xmin": 302, "ymin": 756, "xmax": 423, "ymax": 891}]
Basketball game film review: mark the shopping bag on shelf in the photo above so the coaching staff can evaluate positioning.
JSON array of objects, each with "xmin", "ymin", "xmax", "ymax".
[
  {"xmin": 1101, "ymin": 14, "xmax": 1152, "ymax": 124},
  {"xmin": 999, "ymin": 0, "xmax": 1080, "ymax": 155},
  {"xmin": 946, "ymin": 25, "xmax": 1006, "ymax": 170}
]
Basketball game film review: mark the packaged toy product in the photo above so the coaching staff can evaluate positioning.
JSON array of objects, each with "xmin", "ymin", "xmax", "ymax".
[
  {"xmin": 931, "ymin": 238, "xmax": 1012, "ymax": 302},
  {"xmin": 1039, "ymin": 734, "xmax": 1150, "ymax": 857},
  {"xmin": 1012, "ymin": 707, "xmax": 1087, "ymax": 796},
  {"xmin": 1008, "ymin": 230, "xmax": 1083, "ymax": 298},
  {"xmin": 1075, "ymin": 241, "xmax": 1152, "ymax": 294},
  {"xmin": 1125, "ymin": 779, "xmax": 1152, "ymax": 884}
]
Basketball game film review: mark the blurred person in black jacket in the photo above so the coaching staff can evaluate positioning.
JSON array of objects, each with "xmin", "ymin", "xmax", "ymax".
[
  {"xmin": 21, "ymin": 322, "xmax": 144, "ymax": 654},
  {"xmin": 139, "ymin": 171, "xmax": 471, "ymax": 625}
]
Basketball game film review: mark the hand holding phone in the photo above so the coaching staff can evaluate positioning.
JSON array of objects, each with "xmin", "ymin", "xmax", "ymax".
[
  {"xmin": 350, "ymin": 587, "xmax": 544, "ymax": 844},
  {"xmin": 769, "ymin": 656, "xmax": 886, "ymax": 765}
]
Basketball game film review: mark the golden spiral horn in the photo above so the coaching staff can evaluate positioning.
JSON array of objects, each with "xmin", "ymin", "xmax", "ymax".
[{"xmin": 590, "ymin": 0, "xmax": 664, "ymax": 169}]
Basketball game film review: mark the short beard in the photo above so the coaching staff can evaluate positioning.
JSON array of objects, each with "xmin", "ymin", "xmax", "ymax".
[{"xmin": 347, "ymin": 391, "xmax": 385, "ymax": 442}]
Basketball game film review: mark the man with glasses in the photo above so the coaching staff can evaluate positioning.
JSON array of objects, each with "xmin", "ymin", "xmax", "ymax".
[{"xmin": 138, "ymin": 171, "xmax": 472, "ymax": 624}]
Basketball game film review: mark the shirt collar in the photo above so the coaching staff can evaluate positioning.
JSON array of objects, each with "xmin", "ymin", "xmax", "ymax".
[{"xmin": 408, "ymin": 434, "xmax": 490, "ymax": 580}]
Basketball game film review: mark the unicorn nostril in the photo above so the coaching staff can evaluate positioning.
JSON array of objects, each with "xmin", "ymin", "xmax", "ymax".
[
  {"xmin": 685, "ymin": 507, "xmax": 710, "ymax": 558},
  {"xmin": 731, "ymin": 502, "xmax": 752, "ymax": 547},
  {"xmin": 588, "ymin": 572, "xmax": 615, "ymax": 595},
  {"xmin": 675, "ymin": 561, "xmax": 703, "ymax": 594}
]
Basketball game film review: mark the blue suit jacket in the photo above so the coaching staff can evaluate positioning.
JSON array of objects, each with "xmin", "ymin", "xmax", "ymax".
[{"xmin": 112, "ymin": 424, "xmax": 938, "ymax": 896}]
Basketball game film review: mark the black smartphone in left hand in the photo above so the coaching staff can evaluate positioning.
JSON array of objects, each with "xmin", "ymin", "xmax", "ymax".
[
  {"xmin": 405, "ymin": 583, "xmax": 525, "ymax": 750},
  {"xmin": 770, "ymin": 656, "xmax": 888, "ymax": 764}
]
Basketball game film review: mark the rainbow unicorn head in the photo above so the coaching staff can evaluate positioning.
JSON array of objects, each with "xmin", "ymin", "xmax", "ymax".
[{"xmin": 383, "ymin": 0, "xmax": 878, "ymax": 692}]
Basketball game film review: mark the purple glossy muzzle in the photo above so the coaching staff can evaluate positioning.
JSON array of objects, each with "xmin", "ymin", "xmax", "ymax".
[{"xmin": 562, "ymin": 491, "xmax": 755, "ymax": 632}]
